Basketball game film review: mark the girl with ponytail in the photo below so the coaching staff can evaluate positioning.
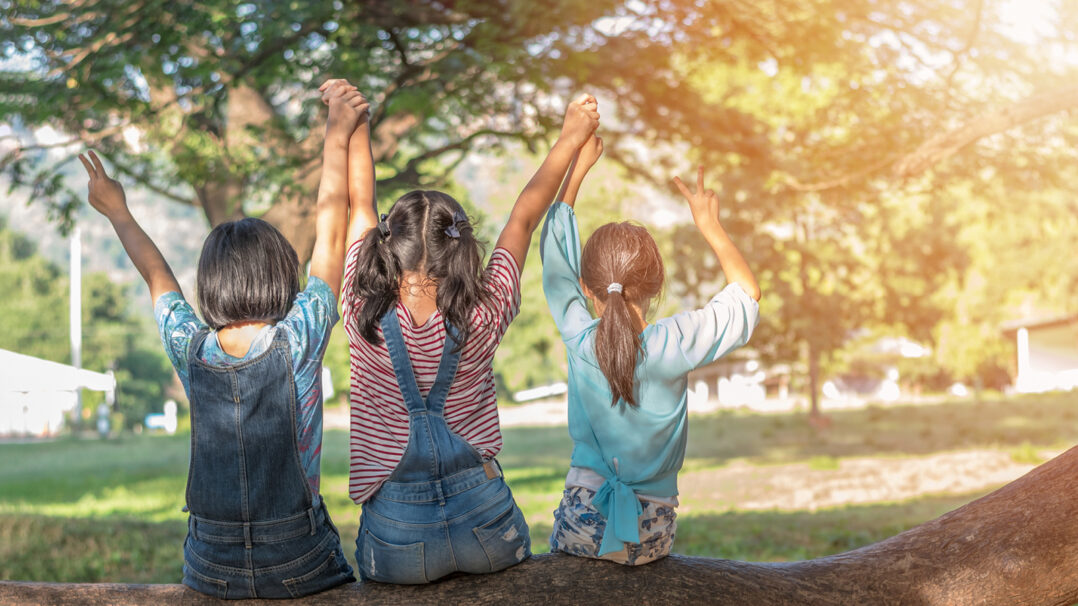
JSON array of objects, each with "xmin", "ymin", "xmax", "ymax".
[
  {"xmin": 541, "ymin": 135, "xmax": 761, "ymax": 565},
  {"xmin": 340, "ymin": 83, "xmax": 601, "ymax": 584}
]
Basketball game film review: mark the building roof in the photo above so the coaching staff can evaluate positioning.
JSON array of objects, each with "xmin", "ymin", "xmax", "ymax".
[
  {"xmin": 1001, "ymin": 314, "xmax": 1078, "ymax": 336},
  {"xmin": 0, "ymin": 349, "xmax": 116, "ymax": 393}
]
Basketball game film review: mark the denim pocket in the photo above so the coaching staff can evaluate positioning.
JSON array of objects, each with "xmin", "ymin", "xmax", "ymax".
[
  {"xmin": 183, "ymin": 563, "xmax": 228, "ymax": 599},
  {"xmin": 283, "ymin": 551, "xmax": 352, "ymax": 598},
  {"xmin": 473, "ymin": 503, "xmax": 531, "ymax": 572},
  {"xmin": 360, "ymin": 528, "xmax": 428, "ymax": 584}
]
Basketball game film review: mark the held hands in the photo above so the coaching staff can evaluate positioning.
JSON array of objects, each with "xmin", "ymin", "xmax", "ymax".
[
  {"xmin": 576, "ymin": 133, "xmax": 603, "ymax": 172},
  {"xmin": 78, "ymin": 151, "xmax": 128, "ymax": 219},
  {"xmin": 560, "ymin": 93, "xmax": 600, "ymax": 148},
  {"xmin": 673, "ymin": 166, "xmax": 722, "ymax": 230},
  {"xmin": 319, "ymin": 79, "xmax": 371, "ymax": 143}
]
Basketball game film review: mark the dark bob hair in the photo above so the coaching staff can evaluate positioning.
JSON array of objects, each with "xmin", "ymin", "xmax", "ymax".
[{"xmin": 196, "ymin": 217, "xmax": 300, "ymax": 330}]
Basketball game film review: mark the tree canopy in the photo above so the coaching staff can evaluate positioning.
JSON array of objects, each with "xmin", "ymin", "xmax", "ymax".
[{"xmin": 3, "ymin": 0, "xmax": 1077, "ymax": 400}]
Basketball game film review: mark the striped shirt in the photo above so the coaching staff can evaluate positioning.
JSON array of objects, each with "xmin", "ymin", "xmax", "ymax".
[{"xmin": 343, "ymin": 239, "xmax": 522, "ymax": 503}]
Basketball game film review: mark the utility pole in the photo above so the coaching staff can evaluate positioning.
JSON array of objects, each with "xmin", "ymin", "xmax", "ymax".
[{"xmin": 70, "ymin": 225, "xmax": 82, "ymax": 428}]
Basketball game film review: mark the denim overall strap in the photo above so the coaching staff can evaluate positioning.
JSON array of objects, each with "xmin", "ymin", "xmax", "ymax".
[
  {"xmin": 379, "ymin": 307, "xmax": 483, "ymax": 485},
  {"xmin": 185, "ymin": 327, "xmax": 312, "ymax": 524},
  {"xmin": 379, "ymin": 307, "xmax": 462, "ymax": 416}
]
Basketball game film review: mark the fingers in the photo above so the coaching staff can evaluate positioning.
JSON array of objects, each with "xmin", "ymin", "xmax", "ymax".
[
  {"xmin": 573, "ymin": 92, "xmax": 596, "ymax": 106},
  {"xmin": 321, "ymin": 80, "xmax": 358, "ymax": 105},
  {"xmin": 696, "ymin": 165, "xmax": 704, "ymax": 195},
  {"xmin": 321, "ymin": 84, "xmax": 348, "ymax": 104},
  {"xmin": 319, "ymin": 78, "xmax": 351, "ymax": 92},
  {"xmin": 88, "ymin": 150, "xmax": 108, "ymax": 178},
  {"xmin": 672, "ymin": 176, "xmax": 693, "ymax": 200},
  {"xmin": 78, "ymin": 154, "xmax": 96, "ymax": 179}
]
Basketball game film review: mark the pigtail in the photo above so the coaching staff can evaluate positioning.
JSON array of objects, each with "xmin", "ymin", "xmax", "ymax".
[
  {"xmin": 347, "ymin": 191, "xmax": 487, "ymax": 349},
  {"xmin": 349, "ymin": 218, "xmax": 402, "ymax": 345},
  {"xmin": 430, "ymin": 207, "xmax": 488, "ymax": 351},
  {"xmin": 595, "ymin": 288, "xmax": 643, "ymax": 407}
]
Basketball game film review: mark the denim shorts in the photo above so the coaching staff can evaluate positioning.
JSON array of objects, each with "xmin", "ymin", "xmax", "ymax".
[
  {"xmin": 183, "ymin": 502, "xmax": 354, "ymax": 599},
  {"xmin": 357, "ymin": 463, "xmax": 531, "ymax": 584}
]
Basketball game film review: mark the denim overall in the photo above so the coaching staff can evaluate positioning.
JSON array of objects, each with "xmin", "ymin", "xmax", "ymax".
[
  {"xmin": 182, "ymin": 329, "xmax": 354, "ymax": 599},
  {"xmin": 355, "ymin": 308, "xmax": 531, "ymax": 584}
]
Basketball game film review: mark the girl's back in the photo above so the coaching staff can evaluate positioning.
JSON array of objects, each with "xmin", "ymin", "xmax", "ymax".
[
  {"xmin": 343, "ymin": 240, "xmax": 522, "ymax": 503},
  {"xmin": 541, "ymin": 143, "xmax": 761, "ymax": 564}
]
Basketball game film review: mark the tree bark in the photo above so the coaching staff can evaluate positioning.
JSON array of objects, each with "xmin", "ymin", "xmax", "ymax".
[{"xmin": 5, "ymin": 445, "xmax": 1078, "ymax": 604}]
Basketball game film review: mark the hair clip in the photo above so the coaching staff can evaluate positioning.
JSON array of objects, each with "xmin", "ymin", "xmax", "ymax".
[
  {"xmin": 377, "ymin": 213, "xmax": 391, "ymax": 239},
  {"xmin": 607, "ymin": 282, "xmax": 623, "ymax": 294},
  {"xmin": 445, "ymin": 209, "xmax": 467, "ymax": 239}
]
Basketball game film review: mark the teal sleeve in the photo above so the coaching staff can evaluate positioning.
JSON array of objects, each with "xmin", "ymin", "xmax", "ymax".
[
  {"xmin": 664, "ymin": 283, "xmax": 760, "ymax": 373},
  {"xmin": 540, "ymin": 202, "xmax": 594, "ymax": 341}
]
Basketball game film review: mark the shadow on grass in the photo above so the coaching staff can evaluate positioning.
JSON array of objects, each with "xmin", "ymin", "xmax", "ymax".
[
  {"xmin": 671, "ymin": 491, "xmax": 984, "ymax": 562},
  {"xmin": 684, "ymin": 392, "xmax": 1078, "ymax": 467}
]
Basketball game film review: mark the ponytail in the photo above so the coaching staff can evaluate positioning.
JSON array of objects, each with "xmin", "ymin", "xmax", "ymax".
[
  {"xmin": 581, "ymin": 222, "xmax": 665, "ymax": 408},
  {"xmin": 595, "ymin": 287, "xmax": 643, "ymax": 406}
]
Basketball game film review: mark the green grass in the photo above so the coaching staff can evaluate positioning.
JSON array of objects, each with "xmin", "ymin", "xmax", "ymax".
[{"xmin": 1, "ymin": 391, "xmax": 1076, "ymax": 582}]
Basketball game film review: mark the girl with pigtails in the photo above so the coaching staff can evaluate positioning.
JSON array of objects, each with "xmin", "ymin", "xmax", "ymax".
[
  {"xmin": 540, "ymin": 134, "xmax": 761, "ymax": 565},
  {"xmin": 337, "ymin": 80, "xmax": 601, "ymax": 584}
]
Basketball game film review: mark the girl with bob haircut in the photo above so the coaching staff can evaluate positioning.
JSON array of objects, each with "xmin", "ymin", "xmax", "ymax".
[
  {"xmin": 540, "ymin": 135, "xmax": 761, "ymax": 565},
  {"xmin": 340, "ymin": 82, "xmax": 601, "ymax": 584},
  {"xmin": 78, "ymin": 80, "xmax": 373, "ymax": 598}
]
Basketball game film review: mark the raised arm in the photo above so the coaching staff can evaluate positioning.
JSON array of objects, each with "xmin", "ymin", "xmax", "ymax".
[
  {"xmin": 555, "ymin": 134, "xmax": 603, "ymax": 208},
  {"xmin": 320, "ymin": 79, "xmax": 377, "ymax": 249},
  {"xmin": 310, "ymin": 79, "xmax": 370, "ymax": 298},
  {"xmin": 79, "ymin": 151, "xmax": 182, "ymax": 306},
  {"xmin": 673, "ymin": 167, "xmax": 761, "ymax": 301},
  {"xmin": 495, "ymin": 94, "xmax": 599, "ymax": 266}
]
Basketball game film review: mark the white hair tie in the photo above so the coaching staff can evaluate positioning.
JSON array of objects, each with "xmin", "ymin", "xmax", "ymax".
[{"xmin": 607, "ymin": 282, "xmax": 623, "ymax": 294}]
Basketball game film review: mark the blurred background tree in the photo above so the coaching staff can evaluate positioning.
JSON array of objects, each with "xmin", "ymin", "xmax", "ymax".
[
  {"xmin": 2, "ymin": 0, "xmax": 1077, "ymax": 405},
  {"xmin": 0, "ymin": 218, "xmax": 174, "ymax": 428}
]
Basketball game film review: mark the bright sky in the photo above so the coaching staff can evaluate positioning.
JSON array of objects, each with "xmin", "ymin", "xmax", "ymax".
[{"xmin": 997, "ymin": 0, "xmax": 1058, "ymax": 44}]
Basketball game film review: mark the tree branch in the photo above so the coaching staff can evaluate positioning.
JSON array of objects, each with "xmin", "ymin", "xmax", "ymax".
[{"xmin": 894, "ymin": 82, "xmax": 1078, "ymax": 178}]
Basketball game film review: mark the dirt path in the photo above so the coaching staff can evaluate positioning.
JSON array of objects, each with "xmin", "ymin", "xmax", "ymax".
[{"xmin": 678, "ymin": 450, "xmax": 1051, "ymax": 512}]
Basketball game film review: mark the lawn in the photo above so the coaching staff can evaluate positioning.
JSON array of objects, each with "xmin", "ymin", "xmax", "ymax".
[{"xmin": 2, "ymin": 392, "xmax": 1076, "ymax": 583}]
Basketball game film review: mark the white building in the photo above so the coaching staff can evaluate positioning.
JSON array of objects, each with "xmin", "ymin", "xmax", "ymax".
[
  {"xmin": 0, "ymin": 349, "xmax": 116, "ymax": 437},
  {"xmin": 1003, "ymin": 315, "xmax": 1078, "ymax": 393}
]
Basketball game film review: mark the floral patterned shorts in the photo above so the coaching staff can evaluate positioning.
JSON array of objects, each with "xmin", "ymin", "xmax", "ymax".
[{"xmin": 549, "ymin": 486, "xmax": 677, "ymax": 566}]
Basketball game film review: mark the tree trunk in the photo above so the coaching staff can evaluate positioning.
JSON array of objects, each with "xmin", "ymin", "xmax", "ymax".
[
  {"xmin": 6, "ymin": 445, "xmax": 1078, "ymax": 604},
  {"xmin": 807, "ymin": 340, "xmax": 821, "ymax": 419},
  {"xmin": 261, "ymin": 187, "xmax": 320, "ymax": 267}
]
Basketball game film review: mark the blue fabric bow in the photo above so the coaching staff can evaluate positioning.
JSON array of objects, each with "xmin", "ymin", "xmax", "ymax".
[
  {"xmin": 377, "ymin": 213, "xmax": 391, "ymax": 239},
  {"xmin": 592, "ymin": 476, "xmax": 643, "ymax": 556},
  {"xmin": 445, "ymin": 210, "xmax": 468, "ymax": 239}
]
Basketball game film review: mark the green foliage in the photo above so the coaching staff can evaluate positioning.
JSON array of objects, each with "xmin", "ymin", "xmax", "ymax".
[{"xmin": 4, "ymin": 0, "xmax": 1078, "ymax": 402}]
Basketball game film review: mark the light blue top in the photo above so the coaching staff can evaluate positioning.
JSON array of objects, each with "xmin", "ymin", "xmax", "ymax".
[
  {"xmin": 540, "ymin": 202, "xmax": 759, "ymax": 555},
  {"xmin": 154, "ymin": 277, "xmax": 339, "ymax": 498}
]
